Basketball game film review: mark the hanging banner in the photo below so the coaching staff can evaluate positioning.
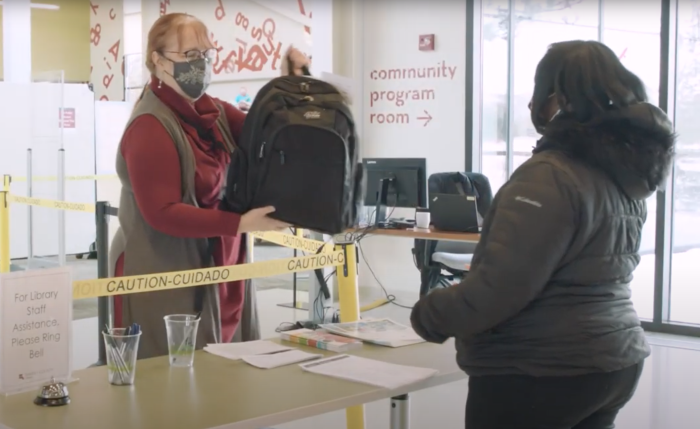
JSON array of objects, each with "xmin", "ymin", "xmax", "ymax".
[{"xmin": 89, "ymin": 0, "xmax": 125, "ymax": 101}]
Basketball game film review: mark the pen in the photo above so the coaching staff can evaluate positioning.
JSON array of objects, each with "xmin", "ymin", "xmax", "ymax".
[
  {"xmin": 105, "ymin": 324, "xmax": 127, "ymax": 384},
  {"xmin": 175, "ymin": 314, "xmax": 200, "ymax": 362},
  {"xmin": 264, "ymin": 349, "xmax": 293, "ymax": 355}
]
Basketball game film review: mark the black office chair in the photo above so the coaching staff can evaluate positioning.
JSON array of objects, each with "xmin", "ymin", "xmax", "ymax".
[{"xmin": 412, "ymin": 172, "xmax": 493, "ymax": 297}]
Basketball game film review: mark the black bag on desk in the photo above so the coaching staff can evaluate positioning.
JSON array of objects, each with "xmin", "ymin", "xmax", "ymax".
[{"xmin": 220, "ymin": 74, "xmax": 364, "ymax": 234}]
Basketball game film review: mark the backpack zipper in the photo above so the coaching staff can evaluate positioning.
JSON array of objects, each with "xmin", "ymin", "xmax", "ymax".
[{"xmin": 259, "ymin": 141, "xmax": 266, "ymax": 159}]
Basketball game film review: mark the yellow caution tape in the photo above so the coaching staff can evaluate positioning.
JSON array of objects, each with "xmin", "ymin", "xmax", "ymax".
[
  {"xmin": 10, "ymin": 174, "xmax": 118, "ymax": 183},
  {"xmin": 7, "ymin": 195, "xmax": 95, "ymax": 213},
  {"xmin": 72, "ymin": 250, "xmax": 345, "ymax": 300},
  {"xmin": 251, "ymin": 231, "xmax": 331, "ymax": 253}
]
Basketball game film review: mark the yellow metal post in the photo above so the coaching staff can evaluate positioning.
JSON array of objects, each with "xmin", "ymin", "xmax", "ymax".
[
  {"xmin": 336, "ymin": 242, "xmax": 365, "ymax": 429},
  {"xmin": 0, "ymin": 175, "xmax": 11, "ymax": 273}
]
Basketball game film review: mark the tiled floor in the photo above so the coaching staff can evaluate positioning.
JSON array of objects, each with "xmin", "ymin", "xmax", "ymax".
[{"xmin": 24, "ymin": 246, "xmax": 700, "ymax": 428}]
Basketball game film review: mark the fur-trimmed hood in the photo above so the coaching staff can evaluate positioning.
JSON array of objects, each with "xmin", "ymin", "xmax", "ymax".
[{"xmin": 534, "ymin": 103, "xmax": 676, "ymax": 200}]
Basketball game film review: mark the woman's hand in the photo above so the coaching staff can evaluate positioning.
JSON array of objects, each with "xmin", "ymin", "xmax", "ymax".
[
  {"xmin": 238, "ymin": 206, "xmax": 290, "ymax": 234},
  {"xmin": 281, "ymin": 46, "xmax": 311, "ymax": 76},
  {"xmin": 410, "ymin": 295, "xmax": 450, "ymax": 344}
]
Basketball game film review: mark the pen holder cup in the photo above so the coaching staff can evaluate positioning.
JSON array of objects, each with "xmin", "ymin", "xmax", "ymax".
[
  {"xmin": 164, "ymin": 314, "xmax": 200, "ymax": 368},
  {"xmin": 103, "ymin": 328, "xmax": 141, "ymax": 386}
]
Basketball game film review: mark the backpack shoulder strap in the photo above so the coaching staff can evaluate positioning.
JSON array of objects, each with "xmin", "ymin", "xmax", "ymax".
[{"xmin": 214, "ymin": 102, "xmax": 238, "ymax": 154}]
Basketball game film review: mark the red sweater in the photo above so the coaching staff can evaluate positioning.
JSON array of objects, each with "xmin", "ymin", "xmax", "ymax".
[{"xmin": 114, "ymin": 79, "xmax": 247, "ymax": 343}]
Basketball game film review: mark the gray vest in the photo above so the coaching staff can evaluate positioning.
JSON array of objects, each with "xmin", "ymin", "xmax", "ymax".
[{"xmin": 109, "ymin": 88, "xmax": 259, "ymax": 359}]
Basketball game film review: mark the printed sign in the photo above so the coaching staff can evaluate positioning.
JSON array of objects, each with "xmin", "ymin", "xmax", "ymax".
[
  {"xmin": 0, "ymin": 268, "xmax": 73, "ymax": 394},
  {"xmin": 59, "ymin": 108, "xmax": 76, "ymax": 129}
]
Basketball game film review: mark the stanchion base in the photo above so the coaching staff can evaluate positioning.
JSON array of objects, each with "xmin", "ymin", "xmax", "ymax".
[{"xmin": 277, "ymin": 301, "xmax": 309, "ymax": 310}]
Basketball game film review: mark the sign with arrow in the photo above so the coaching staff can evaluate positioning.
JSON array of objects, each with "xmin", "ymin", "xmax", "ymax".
[{"xmin": 417, "ymin": 110, "xmax": 432, "ymax": 127}]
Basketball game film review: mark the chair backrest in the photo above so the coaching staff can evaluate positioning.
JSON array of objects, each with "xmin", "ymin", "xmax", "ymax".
[{"xmin": 412, "ymin": 171, "xmax": 493, "ymax": 267}]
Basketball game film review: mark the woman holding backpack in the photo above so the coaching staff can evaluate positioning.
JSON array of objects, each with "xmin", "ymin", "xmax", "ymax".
[{"xmin": 110, "ymin": 12, "xmax": 310, "ymax": 359}]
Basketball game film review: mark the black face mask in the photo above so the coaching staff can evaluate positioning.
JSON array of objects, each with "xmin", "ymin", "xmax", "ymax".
[{"xmin": 163, "ymin": 57, "xmax": 211, "ymax": 100}]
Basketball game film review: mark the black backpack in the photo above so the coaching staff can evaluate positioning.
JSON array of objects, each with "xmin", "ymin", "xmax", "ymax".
[{"xmin": 221, "ymin": 75, "xmax": 364, "ymax": 234}]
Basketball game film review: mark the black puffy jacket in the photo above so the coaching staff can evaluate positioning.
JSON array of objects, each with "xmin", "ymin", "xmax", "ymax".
[{"xmin": 411, "ymin": 103, "xmax": 675, "ymax": 377}]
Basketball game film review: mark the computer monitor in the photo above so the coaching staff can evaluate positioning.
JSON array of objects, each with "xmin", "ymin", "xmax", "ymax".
[{"xmin": 362, "ymin": 158, "xmax": 427, "ymax": 226}]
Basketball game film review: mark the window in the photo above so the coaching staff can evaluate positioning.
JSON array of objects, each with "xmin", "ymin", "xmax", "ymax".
[
  {"xmin": 511, "ymin": 0, "xmax": 599, "ymax": 174},
  {"xmin": 602, "ymin": 1, "xmax": 661, "ymax": 321},
  {"xmin": 481, "ymin": 0, "xmax": 509, "ymax": 192},
  {"xmin": 482, "ymin": 0, "xmax": 600, "ymax": 194},
  {"xmin": 671, "ymin": 0, "xmax": 700, "ymax": 325},
  {"xmin": 478, "ymin": 0, "xmax": 661, "ymax": 321},
  {"xmin": 476, "ymin": 0, "xmax": 700, "ymax": 336}
]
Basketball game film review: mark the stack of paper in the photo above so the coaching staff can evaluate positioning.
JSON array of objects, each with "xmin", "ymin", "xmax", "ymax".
[
  {"xmin": 300, "ymin": 354, "xmax": 438, "ymax": 390},
  {"xmin": 242, "ymin": 349, "xmax": 322, "ymax": 369},
  {"xmin": 319, "ymin": 318, "xmax": 425, "ymax": 348},
  {"xmin": 203, "ymin": 340, "xmax": 291, "ymax": 361}
]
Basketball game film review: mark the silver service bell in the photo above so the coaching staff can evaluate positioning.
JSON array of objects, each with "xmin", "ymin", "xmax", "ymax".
[{"xmin": 33, "ymin": 377, "xmax": 70, "ymax": 407}]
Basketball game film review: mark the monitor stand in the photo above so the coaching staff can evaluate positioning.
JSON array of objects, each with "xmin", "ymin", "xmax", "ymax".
[{"xmin": 375, "ymin": 177, "xmax": 394, "ymax": 228}]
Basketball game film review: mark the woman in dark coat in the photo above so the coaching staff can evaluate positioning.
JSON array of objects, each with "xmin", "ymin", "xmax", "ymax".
[{"xmin": 411, "ymin": 40, "xmax": 675, "ymax": 428}]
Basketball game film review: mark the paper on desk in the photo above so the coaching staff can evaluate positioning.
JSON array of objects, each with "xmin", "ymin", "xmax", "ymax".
[
  {"xmin": 300, "ymin": 354, "xmax": 438, "ymax": 390},
  {"xmin": 319, "ymin": 318, "xmax": 425, "ymax": 348},
  {"xmin": 203, "ymin": 340, "xmax": 291, "ymax": 361},
  {"xmin": 242, "ymin": 349, "xmax": 322, "ymax": 369}
]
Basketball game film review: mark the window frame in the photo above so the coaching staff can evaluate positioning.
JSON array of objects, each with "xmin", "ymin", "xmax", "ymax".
[{"xmin": 467, "ymin": 0, "xmax": 700, "ymax": 337}]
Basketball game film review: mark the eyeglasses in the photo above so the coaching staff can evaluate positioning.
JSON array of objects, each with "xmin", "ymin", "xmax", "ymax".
[{"xmin": 162, "ymin": 49, "xmax": 216, "ymax": 63}]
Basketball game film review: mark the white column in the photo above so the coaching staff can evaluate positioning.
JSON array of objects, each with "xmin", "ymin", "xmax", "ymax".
[
  {"xmin": 2, "ymin": 0, "xmax": 32, "ymax": 83},
  {"xmin": 140, "ymin": 0, "xmax": 161, "ymax": 83},
  {"xmin": 309, "ymin": 0, "xmax": 332, "ymax": 75}
]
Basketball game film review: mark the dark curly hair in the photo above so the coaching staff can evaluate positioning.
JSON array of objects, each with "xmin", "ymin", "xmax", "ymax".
[{"xmin": 530, "ymin": 40, "xmax": 648, "ymax": 133}]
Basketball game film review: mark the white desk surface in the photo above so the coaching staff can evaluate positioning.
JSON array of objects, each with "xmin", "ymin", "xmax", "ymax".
[{"xmin": 0, "ymin": 339, "xmax": 464, "ymax": 429}]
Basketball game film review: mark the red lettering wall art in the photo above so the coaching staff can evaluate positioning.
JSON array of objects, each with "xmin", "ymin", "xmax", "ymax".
[
  {"xmin": 89, "ymin": 0, "xmax": 125, "ymax": 101},
  {"xmin": 158, "ymin": 0, "xmax": 312, "ymax": 82}
]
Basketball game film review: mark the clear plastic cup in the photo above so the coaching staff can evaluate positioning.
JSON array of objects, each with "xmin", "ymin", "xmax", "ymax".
[
  {"xmin": 103, "ymin": 328, "xmax": 141, "ymax": 385},
  {"xmin": 164, "ymin": 314, "xmax": 200, "ymax": 367}
]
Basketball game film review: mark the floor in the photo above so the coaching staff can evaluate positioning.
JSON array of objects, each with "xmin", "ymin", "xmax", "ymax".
[{"xmin": 24, "ymin": 245, "xmax": 700, "ymax": 428}]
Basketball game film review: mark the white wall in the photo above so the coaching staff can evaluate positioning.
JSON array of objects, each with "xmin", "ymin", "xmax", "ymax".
[
  {"xmin": 0, "ymin": 83, "xmax": 97, "ymax": 259},
  {"xmin": 353, "ymin": 0, "xmax": 467, "ymax": 292},
  {"xmin": 2, "ymin": 0, "xmax": 31, "ymax": 83}
]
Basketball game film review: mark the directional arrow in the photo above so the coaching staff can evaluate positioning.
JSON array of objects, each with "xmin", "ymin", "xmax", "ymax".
[{"xmin": 417, "ymin": 110, "xmax": 433, "ymax": 127}]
